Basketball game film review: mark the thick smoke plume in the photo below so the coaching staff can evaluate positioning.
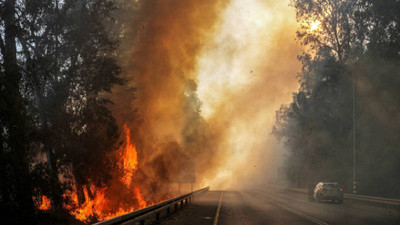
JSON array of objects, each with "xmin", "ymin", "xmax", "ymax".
[
  {"xmin": 110, "ymin": 0, "xmax": 228, "ymax": 199},
  {"xmin": 110, "ymin": 0, "xmax": 302, "ymax": 195}
]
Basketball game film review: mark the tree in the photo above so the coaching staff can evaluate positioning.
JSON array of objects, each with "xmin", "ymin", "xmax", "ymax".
[
  {"xmin": 1, "ymin": 0, "xmax": 125, "ymax": 222},
  {"xmin": 292, "ymin": 0, "xmax": 357, "ymax": 62},
  {"xmin": 0, "ymin": 0, "xmax": 35, "ymax": 222},
  {"xmin": 275, "ymin": 0, "xmax": 400, "ymax": 197}
]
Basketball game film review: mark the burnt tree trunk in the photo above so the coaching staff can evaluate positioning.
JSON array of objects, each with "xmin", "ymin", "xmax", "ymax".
[
  {"xmin": 43, "ymin": 134, "xmax": 63, "ymax": 210},
  {"xmin": 73, "ymin": 168, "xmax": 86, "ymax": 206},
  {"xmin": 86, "ymin": 185, "xmax": 94, "ymax": 200}
]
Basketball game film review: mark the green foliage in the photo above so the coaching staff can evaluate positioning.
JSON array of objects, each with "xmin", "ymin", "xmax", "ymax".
[{"xmin": 0, "ymin": 0, "xmax": 127, "ymax": 222}]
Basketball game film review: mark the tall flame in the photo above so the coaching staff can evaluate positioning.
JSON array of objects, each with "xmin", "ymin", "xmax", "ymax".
[
  {"xmin": 36, "ymin": 124, "xmax": 149, "ymax": 223},
  {"xmin": 68, "ymin": 125, "xmax": 147, "ymax": 222},
  {"xmin": 120, "ymin": 124, "xmax": 138, "ymax": 187},
  {"xmin": 134, "ymin": 187, "xmax": 147, "ymax": 209},
  {"xmin": 68, "ymin": 186, "xmax": 107, "ymax": 221},
  {"xmin": 65, "ymin": 184, "xmax": 145, "ymax": 222}
]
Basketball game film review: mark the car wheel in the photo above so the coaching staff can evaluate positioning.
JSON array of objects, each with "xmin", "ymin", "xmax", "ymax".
[{"xmin": 317, "ymin": 192, "xmax": 323, "ymax": 202}]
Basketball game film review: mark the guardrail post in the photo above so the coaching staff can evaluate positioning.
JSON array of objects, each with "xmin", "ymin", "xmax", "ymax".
[
  {"xmin": 140, "ymin": 219, "xmax": 145, "ymax": 225},
  {"xmin": 175, "ymin": 203, "xmax": 178, "ymax": 211},
  {"xmin": 167, "ymin": 206, "xmax": 170, "ymax": 215},
  {"xmin": 155, "ymin": 212, "xmax": 160, "ymax": 224}
]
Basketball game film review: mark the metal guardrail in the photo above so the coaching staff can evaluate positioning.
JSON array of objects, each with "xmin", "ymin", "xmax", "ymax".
[
  {"xmin": 93, "ymin": 187, "xmax": 210, "ymax": 225},
  {"xmin": 282, "ymin": 186, "xmax": 400, "ymax": 209}
]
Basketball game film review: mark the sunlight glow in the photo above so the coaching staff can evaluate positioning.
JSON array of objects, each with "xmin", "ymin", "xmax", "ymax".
[
  {"xmin": 197, "ymin": 0, "xmax": 273, "ymax": 118},
  {"xmin": 310, "ymin": 20, "xmax": 321, "ymax": 32}
]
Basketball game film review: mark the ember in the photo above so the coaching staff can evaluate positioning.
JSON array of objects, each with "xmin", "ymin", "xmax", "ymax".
[{"xmin": 38, "ymin": 195, "xmax": 51, "ymax": 211}]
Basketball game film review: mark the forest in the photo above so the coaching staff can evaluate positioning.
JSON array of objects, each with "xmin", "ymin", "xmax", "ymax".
[
  {"xmin": 0, "ymin": 0, "xmax": 134, "ymax": 224},
  {"xmin": 274, "ymin": 0, "xmax": 400, "ymax": 198},
  {"xmin": 1, "ymin": 0, "xmax": 400, "ymax": 224},
  {"xmin": 1, "ymin": 0, "xmax": 208, "ymax": 224}
]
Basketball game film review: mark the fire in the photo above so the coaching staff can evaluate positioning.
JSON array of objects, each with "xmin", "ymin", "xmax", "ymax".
[
  {"xmin": 120, "ymin": 124, "xmax": 139, "ymax": 187},
  {"xmin": 65, "ymin": 124, "xmax": 147, "ymax": 222},
  {"xmin": 36, "ymin": 124, "xmax": 148, "ymax": 223},
  {"xmin": 38, "ymin": 195, "xmax": 51, "ymax": 210},
  {"xmin": 134, "ymin": 187, "xmax": 147, "ymax": 208},
  {"xmin": 68, "ymin": 125, "xmax": 146, "ymax": 222},
  {"xmin": 66, "ymin": 185, "xmax": 139, "ymax": 222},
  {"xmin": 66, "ymin": 185, "xmax": 147, "ymax": 222},
  {"xmin": 69, "ymin": 186, "xmax": 107, "ymax": 221}
]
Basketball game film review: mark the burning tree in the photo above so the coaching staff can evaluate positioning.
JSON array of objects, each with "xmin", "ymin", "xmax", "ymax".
[
  {"xmin": 1, "ymin": 0, "xmax": 224, "ymax": 223},
  {"xmin": 0, "ymin": 0, "xmax": 131, "ymax": 223}
]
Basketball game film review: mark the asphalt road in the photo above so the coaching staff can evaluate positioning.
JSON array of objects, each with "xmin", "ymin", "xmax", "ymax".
[{"xmin": 161, "ymin": 189, "xmax": 400, "ymax": 225}]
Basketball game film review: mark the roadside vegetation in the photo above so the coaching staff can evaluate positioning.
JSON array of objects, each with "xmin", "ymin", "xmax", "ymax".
[
  {"xmin": 273, "ymin": 0, "xmax": 400, "ymax": 198},
  {"xmin": 0, "ymin": 0, "xmax": 133, "ymax": 223}
]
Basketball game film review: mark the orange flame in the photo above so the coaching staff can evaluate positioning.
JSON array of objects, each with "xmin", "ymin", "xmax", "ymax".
[
  {"xmin": 67, "ymin": 124, "xmax": 146, "ymax": 222},
  {"xmin": 70, "ymin": 186, "xmax": 106, "ymax": 221},
  {"xmin": 134, "ymin": 187, "xmax": 147, "ymax": 208},
  {"xmin": 67, "ymin": 185, "xmax": 135, "ymax": 222},
  {"xmin": 67, "ymin": 185, "xmax": 147, "ymax": 222},
  {"xmin": 36, "ymin": 125, "xmax": 148, "ymax": 223},
  {"xmin": 120, "ymin": 124, "xmax": 139, "ymax": 187},
  {"xmin": 38, "ymin": 195, "xmax": 52, "ymax": 210}
]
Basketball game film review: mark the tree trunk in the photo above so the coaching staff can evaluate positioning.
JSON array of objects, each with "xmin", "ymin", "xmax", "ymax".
[
  {"xmin": 44, "ymin": 136, "xmax": 63, "ymax": 210},
  {"xmin": 3, "ymin": 0, "xmax": 34, "ymax": 222},
  {"xmin": 86, "ymin": 185, "xmax": 94, "ymax": 200},
  {"xmin": 0, "ymin": 129, "xmax": 11, "ymax": 205},
  {"xmin": 73, "ymin": 168, "xmax": 86, "ymax": 206}
]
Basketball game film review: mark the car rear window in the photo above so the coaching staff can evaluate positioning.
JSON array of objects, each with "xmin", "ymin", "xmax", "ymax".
[{"xmin": 323, "ymin": 183, "xmax": 338, "ymax": 188}]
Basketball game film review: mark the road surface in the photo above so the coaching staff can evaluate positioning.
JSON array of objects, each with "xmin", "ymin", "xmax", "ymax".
[{"xmin": 161, "ymin": 188, "xmax": 400, "ymax": 225}]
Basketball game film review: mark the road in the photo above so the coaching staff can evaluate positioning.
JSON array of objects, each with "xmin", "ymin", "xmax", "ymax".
[{"xmin": 161, "ymin": 188, "xmax": 400, "ymax": 225}]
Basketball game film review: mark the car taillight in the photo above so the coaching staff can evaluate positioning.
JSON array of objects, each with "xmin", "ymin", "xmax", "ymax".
[{"xmin": 340, "ymin": 188, "xmax": 343, "ymax": 192}]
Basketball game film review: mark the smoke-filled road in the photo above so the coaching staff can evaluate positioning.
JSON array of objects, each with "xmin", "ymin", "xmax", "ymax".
[{"xmin": 162, "ymin": 189, "xmax": 400, "ymax": 225}]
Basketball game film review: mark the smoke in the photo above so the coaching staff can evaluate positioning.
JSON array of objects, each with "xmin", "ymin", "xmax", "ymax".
[
  {"xmin": 110, "ymin": 0, "xmax": 229, "ymax": 198},
  {"xmin": 196, "ymin": 0, "xmax": 301, "ymax": 189},
  {"xmin": 110, "ymin": 0, "xmax": 302, "ymax": 194}
]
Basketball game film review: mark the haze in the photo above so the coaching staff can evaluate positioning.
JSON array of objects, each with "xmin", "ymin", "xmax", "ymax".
[{"xmin": 197, "ymin": 0, "xmax": 301, "ymax": 188}]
